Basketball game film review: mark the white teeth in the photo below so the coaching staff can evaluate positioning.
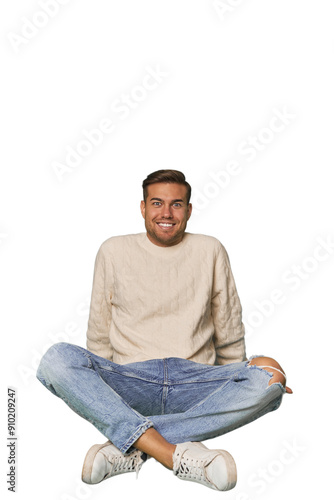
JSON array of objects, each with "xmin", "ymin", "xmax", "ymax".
[{"xmin": 158, "ymin": 223, "xmax": 173, "ymax": 227}]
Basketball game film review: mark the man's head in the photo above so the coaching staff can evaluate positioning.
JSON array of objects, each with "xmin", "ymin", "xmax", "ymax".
[{"xmin": 140, "ymin": 170, "xmax": 192, "ymax": 247}]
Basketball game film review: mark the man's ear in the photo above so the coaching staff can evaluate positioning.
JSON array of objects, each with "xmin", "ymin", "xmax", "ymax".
[
  {"xmin": 187, "ymin": 203, "xmax": 192, "ymax": 220},
  {"xmin": 140, "ymin": 200, "xmax": 146, "ymax": 219}
]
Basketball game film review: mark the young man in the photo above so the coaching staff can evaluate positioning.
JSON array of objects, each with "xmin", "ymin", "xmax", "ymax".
[{"xmin": 37, "ymin": 170, "xmax": 292, "ymax": 491}]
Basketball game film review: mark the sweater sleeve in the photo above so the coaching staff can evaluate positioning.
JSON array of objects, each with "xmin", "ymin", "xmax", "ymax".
[
  {"xmin": 211, "ymin": 243, "xmax": 247, "ymax": 365},
  {"xmin": 86, "ymin": 245, "xmax": 114, "ymax": 360}
]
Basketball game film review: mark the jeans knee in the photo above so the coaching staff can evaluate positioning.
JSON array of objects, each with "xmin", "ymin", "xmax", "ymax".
[{"xmin": 36, "ymin": 342, "xmax": 76, "ymax": 384}]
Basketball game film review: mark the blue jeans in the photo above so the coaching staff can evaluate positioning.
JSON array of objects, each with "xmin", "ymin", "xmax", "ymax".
[{"xmin": 36, "ymin": 343, "xmax": 285, "ymax": 454}]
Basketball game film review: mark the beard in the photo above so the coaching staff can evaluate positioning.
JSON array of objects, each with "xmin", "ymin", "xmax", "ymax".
[{"xmin": 145, "ymin": 220, "xmax": 186, "ymax": 247}]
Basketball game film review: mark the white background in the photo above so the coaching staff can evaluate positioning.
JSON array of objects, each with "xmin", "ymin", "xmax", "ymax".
[{"xmin": 1, "ymin": 1, "xmax": 333, "ymax": 498}]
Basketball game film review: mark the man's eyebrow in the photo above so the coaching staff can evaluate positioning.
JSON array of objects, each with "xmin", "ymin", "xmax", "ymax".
[{"xmin": 149, "ymin": 198, "xmax": 185, "ymax": 203}]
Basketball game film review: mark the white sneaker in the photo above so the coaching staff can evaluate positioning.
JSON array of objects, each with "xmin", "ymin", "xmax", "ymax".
[
  {"xmin": 82, "ymin": 441, "xmax": 147, "ymax": 484},
  {"xmin": 173, "ymin": 441, "xmax": 237, "ymax": 491}
]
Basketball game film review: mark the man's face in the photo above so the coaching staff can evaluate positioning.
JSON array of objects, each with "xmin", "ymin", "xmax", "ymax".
[{"xmin": 140, "ymin": 183, "xmax": 192, "ymax": 247}]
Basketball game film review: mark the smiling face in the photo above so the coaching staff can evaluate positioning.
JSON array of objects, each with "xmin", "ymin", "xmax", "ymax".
[{"xmin": 140, "ymin": 183, "xmax": 192, "ymax": 247}]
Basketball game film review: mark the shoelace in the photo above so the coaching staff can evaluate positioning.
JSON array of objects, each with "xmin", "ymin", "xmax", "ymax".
[
  {"xmin": 104, "ymin": 450, "xmax": 143, "ymax": 479},
  {"xmin": 174, "ymin": 450, "xmax": 212, "ymax": 484}
]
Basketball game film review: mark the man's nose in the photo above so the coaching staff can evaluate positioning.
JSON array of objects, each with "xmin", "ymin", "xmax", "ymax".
[{"xmin": 161, "ymin": 205, "xmax": 173, "ymax": 218}]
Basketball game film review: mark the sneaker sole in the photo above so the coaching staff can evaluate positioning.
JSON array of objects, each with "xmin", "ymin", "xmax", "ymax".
[
  {"xmin": 216, "ymin": 450, "xmax": 237, "ymax": 490},
  {"xmin": 82, "ymin": 441, "xmax": 111, "ymax": 484}
]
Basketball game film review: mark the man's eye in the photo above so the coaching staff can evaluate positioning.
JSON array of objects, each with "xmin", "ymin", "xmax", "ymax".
[
  {"xmin": 174, "ymin": 203, "xmax": 182, "ymax": 207},
  {"xmin": 153, "ymin": 202, "xmax": 161, "ymax": 206}
]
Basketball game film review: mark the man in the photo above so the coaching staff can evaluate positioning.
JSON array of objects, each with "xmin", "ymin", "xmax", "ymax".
[{"xmin": 37, "ymin": 170, "xmax": 292, "ymax": 491}]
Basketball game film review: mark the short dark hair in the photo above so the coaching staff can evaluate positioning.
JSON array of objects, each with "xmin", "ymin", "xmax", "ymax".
[{"xmin": 142, "ymin": 170, "xmax": 191, "ymax": 204}]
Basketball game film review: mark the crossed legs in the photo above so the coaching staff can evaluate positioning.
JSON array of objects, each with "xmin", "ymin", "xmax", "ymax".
[
  {"xmin": 133, "ymin": 355, "xmax": 292, "ymax": 470},
  {"xmin": 37, "ymin": 345, "xmax": 291, "ymax": 485}
]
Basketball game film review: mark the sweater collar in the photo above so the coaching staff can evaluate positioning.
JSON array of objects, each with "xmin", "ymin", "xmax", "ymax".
[{"xmin": 139, "ymin": 232, "xmax": 189, "ymax": 257}]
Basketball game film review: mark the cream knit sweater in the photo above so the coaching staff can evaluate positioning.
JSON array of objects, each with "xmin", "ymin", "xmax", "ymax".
[{"xmin": 86, "ymin": 232, "xmax": 246, "ymax": 365}]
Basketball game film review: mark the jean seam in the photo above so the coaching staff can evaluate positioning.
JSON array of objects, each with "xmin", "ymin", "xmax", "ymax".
[
  {"xmin": 98, "ymin": 366, "xmax": 163, "ymax": 385},
  {"xmin": 200, "ymin": 391, "xmax": 284, "ymax": 441},
  {"xmin": 162, "ymin": 359, "xmax": 168, "ymax": 415},
  {"xmin": 170, "ymin": 377, "xmax": 235, "ymax": 385},
  {"xmin": 53, "ymin": 342, "xmax": 93, "ymax": 369},
  {"xmin": 184, "ymin": 378, "xmax": 234, "ymax": 414}
]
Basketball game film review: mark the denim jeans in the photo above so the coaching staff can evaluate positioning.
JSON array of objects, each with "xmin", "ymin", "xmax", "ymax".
[{"xmin": 36, "ymin": 343, "xmax": 285, "ymax": 454}]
